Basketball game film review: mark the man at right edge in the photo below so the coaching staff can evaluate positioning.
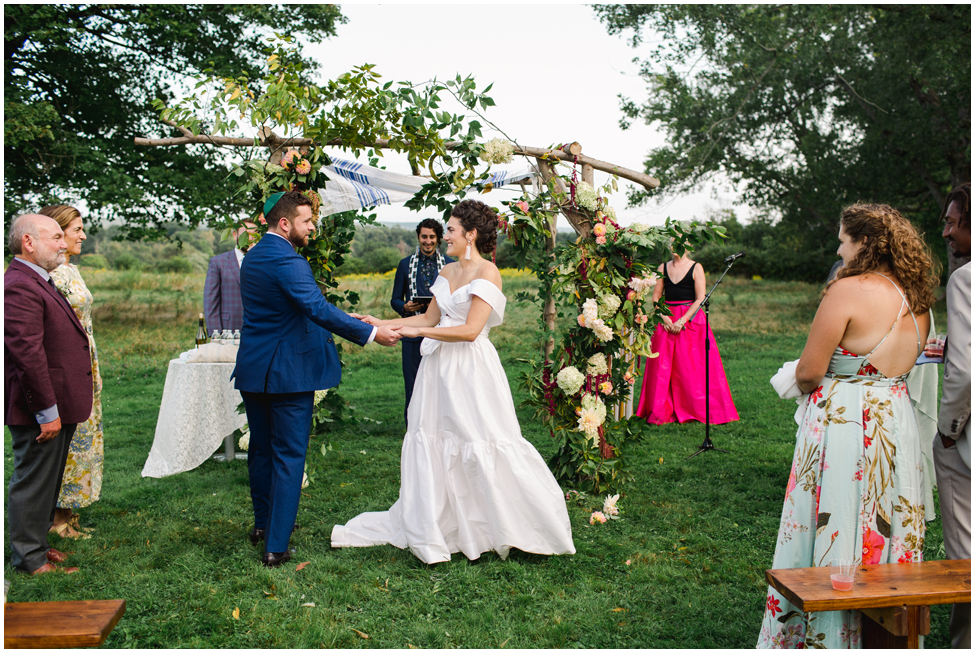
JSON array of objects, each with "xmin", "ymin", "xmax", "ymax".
[{"xmin": 934, "ymin": 183, "xmax": 971, "ymax": 648}]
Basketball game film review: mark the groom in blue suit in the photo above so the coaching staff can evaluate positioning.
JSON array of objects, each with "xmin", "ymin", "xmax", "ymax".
[{"xmin": 234, "ymin": 191, "xmax": 402, "ymax": 567}]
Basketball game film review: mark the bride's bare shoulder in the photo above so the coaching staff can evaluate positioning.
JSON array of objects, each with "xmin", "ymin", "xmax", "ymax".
[{"xmin": 477, "ymin": 261, "xmax": 502, "ymax": 290}]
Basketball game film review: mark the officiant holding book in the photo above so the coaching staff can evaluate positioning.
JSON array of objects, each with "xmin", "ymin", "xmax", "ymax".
[{"xmin": 391, "ymin": 218, "xmax": 453, "ymax": 427}]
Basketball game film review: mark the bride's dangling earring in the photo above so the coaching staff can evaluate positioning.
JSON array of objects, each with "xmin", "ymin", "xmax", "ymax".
[{"xmin": 465, "ymin": 238, "xmax": 472, "ymax": 261}]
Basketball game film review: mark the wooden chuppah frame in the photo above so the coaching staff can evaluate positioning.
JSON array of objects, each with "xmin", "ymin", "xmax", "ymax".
[{"xmin": 135, "ymin": 130, "xmax": 660, "ymax": 417}]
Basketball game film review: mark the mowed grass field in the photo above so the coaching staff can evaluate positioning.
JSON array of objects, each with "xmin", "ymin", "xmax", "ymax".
[{"xmin": 4, "ymin": 268, "xmax": 953, "ymax": 648}]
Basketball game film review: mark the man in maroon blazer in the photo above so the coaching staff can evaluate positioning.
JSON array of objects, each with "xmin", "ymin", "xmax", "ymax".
[{"xmin": 5, "ymin": 214, "xmax": 93, "ymax": 574}]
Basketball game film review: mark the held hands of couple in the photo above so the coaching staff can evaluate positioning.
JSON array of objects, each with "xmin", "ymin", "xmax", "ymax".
[
  {"xmin": 373, "ymin": 324, "xmax": 403, "ymax": 347},
  {"xmin": 348, "ymin": 313, "xmax": 406, "ymax": 346}
]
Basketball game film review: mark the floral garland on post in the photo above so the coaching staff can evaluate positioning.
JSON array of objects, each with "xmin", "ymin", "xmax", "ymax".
[{"xmin": 503, "ymin": 172, "xmax": 725, "ymax": 493}]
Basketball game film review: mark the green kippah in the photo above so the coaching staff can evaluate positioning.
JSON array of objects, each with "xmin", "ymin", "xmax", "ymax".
[{"xmin": 263, "ymin": 192, "xmax": 285, "ymax": 218}]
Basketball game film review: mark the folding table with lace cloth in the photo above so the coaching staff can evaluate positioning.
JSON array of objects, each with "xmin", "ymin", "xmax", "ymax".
[{"xmin": 141, "ymin": 343, "xmax": 245, "ymax": 478}]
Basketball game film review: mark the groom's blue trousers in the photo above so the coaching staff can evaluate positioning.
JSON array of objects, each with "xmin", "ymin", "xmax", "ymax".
[{"xmin": 241, "ymin": 390, "xmax": 314, "ymax": 554}]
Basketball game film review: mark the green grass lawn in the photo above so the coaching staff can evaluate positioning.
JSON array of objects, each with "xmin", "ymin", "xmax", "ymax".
[{"xmin": 4, "ymin": 270, "xmax": 952, "ymax": 648}]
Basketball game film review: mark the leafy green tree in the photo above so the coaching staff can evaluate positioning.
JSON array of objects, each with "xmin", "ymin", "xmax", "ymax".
[
  {"xmin": 595, "ymin": 5, "xmax": 970, "ymax": 278},
  {"xmin": 4, "ymin": 4, "xmax": 345, "ymax": 236}
]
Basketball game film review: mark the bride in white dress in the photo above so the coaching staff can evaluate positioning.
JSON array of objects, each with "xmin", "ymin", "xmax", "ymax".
[{"xmin": 332, "ymin": 200, "xmax": 576, "ymax": 564}]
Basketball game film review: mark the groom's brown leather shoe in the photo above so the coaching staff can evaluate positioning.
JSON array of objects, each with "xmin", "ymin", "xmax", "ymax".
[
  {"xmin": 30, "ymin": 562, "xmax": 79, "ymax": 575},
  {"xmin": 261, "ymin": 551, "xmax": 292, "ymax": 568},
  {"xmin": 46, "ymin": 548, "xmax": 69, "ymax": 563}
]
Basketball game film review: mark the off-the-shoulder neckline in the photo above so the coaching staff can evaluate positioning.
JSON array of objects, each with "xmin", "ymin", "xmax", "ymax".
[{"xmin": 435, "ymin": 275, "xmax": 502, "ymax": 297}]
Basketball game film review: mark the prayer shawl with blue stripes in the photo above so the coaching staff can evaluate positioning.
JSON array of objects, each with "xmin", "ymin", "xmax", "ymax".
[{"xmin": 317, "ymin": 157, "xmax": 537, "ymax": 215}]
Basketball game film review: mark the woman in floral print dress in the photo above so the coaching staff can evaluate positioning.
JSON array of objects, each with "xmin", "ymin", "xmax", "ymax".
[
  {"xmin": 757, "ymin": 204, "xmax": 937, "ymax": 649},
  {"xmin": 41, "ymin": 205, "xmax": 103, "ymax": 540}
]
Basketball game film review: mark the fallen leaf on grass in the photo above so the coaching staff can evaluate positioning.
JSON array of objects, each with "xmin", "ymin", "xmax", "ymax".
[
  {"xmin": 659, "ymin": 457, "xmax": 664, "ymax": 464},
  {"xmin": 301, "ymin": 602, "xmax": 315, "ymax": 607},
  {"xmin": 296, "ymin": 561, "xmax": 310, "ymax": 571},
  {"xmin": 611, "ymin": 607, "xmax": 628, "ymax": 612},
  {"xmin": 351, "ymin": 628, "xmax": 370, "ymax": 639},
  {"xmin": 232, "ymin": 607, "xmax": 240, "ymax": 620}
]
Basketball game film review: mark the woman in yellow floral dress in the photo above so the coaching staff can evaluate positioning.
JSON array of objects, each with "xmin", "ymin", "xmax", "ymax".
[
  {"xmin": 41, "ymin": 205, "xmax": 102, "ymax": 540},
  {"xmin": 757, "ymin": 204, "xmax": 937, "ymax": 648}
]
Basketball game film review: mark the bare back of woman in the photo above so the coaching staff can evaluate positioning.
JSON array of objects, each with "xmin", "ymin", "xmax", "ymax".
[{"xmin": 834, "ymin": 272, "xmax": 929, "ymax": 377}]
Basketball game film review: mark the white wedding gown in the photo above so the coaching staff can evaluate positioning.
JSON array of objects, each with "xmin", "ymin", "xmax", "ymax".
[{"xmin": 331, "ymin": 276, "xmax": 576, "ymax": 564}]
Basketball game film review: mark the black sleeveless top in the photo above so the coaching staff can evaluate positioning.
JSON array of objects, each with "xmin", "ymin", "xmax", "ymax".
[{"xmin": 662, "ymin": 261, "xmax": 698, "ymax": 302}]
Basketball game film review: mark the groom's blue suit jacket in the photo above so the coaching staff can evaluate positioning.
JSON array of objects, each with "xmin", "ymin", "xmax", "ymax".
[{"xmin": 233, "ymin": 233, "xmax": 374, "ymax": 393}]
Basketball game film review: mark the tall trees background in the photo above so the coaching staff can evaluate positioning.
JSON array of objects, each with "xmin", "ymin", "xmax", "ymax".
[
  {"xmin": 595, "ymin": 4, "xmax": 970, "ymax": 281},
  {"xmin": 4, "ymin": 4, "xmax": 345, "ymax": 237}
]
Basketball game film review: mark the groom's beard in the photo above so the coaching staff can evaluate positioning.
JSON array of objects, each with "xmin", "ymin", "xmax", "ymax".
[{"xmin": 288, "ymin": 232, "xmax": 309, "ymax": 249}]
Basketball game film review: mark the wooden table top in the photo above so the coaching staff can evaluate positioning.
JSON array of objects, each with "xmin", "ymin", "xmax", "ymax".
[
  {"xmin": 765, "ymin": 559, "xmax": 971, "ymax": 612},
  {"xmin": 4, "ymin": 599, "xmax": 126, "ymax": 649}
]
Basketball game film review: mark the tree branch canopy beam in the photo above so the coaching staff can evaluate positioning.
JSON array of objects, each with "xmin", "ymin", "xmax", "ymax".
[{"xmin": 134, "ymin": 134, "xmax": 660, "ymax": 191}]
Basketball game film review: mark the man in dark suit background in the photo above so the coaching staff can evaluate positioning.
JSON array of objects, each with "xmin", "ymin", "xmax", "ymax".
[
  {"xmin": 234, "ymin": 191, "xmax": 402, "ymax": 567},
  {"xmin": 203, "ymin": 218, "xmax": 258, "ymax": 334},
  {"xmin": 5, "ymin": 214, "xmax": 94, "ymax": 575},
  {"xmin": 390, "ymin": 218, "xmax": 452, "ymax": 427}
]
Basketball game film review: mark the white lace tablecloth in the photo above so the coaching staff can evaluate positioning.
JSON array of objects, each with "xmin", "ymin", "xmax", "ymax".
[{"xmin": 141, "ymin": 359, "xmax": 246, "ymax": 478}]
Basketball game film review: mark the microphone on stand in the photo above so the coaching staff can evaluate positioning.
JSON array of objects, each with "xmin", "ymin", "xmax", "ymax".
[{"xmin": 724, "ymin": 251, "xmax": 745, "ymax": 264}]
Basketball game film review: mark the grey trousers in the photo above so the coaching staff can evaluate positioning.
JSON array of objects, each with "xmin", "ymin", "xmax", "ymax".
[
  {"xmin": 7, "ymin": 422, "xmax": 76, "ymax": 573},
  {"xmin": 933, "ymin": 438, "xmax": 971, "ymax": 649}
]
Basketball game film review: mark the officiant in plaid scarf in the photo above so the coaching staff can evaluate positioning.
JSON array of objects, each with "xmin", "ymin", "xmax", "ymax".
[{"xmin": 391, "ymin": 219, "xmax": 453, "ymax": 427}]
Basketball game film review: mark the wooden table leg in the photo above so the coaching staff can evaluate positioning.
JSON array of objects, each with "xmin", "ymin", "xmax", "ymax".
[{"xmin": 861, "ymin": 605, "xmax": 930, "ymax": 648}]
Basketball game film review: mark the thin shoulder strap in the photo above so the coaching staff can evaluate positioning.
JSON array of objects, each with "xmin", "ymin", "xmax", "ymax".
[{"xmin": 867, "ymin": 273, "xmax": 922, "ymax": 357}]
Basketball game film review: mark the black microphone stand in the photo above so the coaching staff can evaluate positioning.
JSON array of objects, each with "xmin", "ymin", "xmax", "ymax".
[{"xmin": 685, "ymin": 255, "xmax": 741, "ymax": 459}]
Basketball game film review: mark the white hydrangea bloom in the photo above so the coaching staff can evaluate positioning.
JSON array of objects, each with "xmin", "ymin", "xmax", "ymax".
[
  {"xmin": 629, "ymin": 222, "xmax": 649, "ymax": 234},
  {"xmin": 301, "ymin": 472, "xmax": 310, "ymax": 489},
  {"xmin": 574, "ymin": 181, "xmax": 598, "ymax": 211},
  {"xmin": 587, "ymin": 352, "xmax": 608, "ymax": 376},
  {"xmin": 238, "ymin": 430, "xmax": 250, "ymax": 452},
  {"xmin": 591, "ymin": 318, "xmax": 614, "ymax": 342},
  {"xmin": 314, "ymin": 389, "xmax": 329, "ymax": 405},
  {"xmin": 581, "ymin": 298, "xmax": 599, "ymax": 327},
  {"xmin": 557, "ymin": 366, "xmax": 586, "ymax": 396},
  {"xmin": 599, "ymin": 294, "xmax": 621, "ymax": 318},
  {"xmin": 628, "ymin": 272, "xmax": 658, "ymax": 299},
  {"xmin": 480, "ymin": 138, "xmax": 514, "ymax": 165},
  {"xmin": 577, "ymin": 393, "xmax": 608, "ymax": 444}
]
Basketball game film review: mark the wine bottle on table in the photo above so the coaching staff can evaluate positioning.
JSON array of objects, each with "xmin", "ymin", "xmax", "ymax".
[{"xmin": 196, "ymin": 313, "xmax": 209, "ymax": 347}]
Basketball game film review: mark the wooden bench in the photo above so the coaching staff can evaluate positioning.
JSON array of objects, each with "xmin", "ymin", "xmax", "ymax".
[
  {"xmin": 766, "ymin": 559, "xmax": 970, "ymax": 648},
  {"xmin": 4, "ymin": 599, "xmax": 126, "ymax": 648}
]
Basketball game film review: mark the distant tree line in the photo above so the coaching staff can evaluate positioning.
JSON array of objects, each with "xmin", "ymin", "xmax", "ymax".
[
  {"xmin": 336, "ymin": 224, "xmax": 577, "ymax": 275},
  {"xmin": 6, "ymin": 222, "xmax": 577, "ymax": 277}
]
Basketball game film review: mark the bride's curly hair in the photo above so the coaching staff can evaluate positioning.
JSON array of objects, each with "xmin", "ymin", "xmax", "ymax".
[
  {"xmin": 451, "ymin": 199, "xmax": 499, "ymax": 254},
  {"xmin": 827, "ymin": 203, "xmax": 938, "ymax": 313}
]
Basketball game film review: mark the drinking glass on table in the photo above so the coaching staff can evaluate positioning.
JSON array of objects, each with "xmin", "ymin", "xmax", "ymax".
[
  {"xmin": 923, "ymin": 333, "xmax": 946, "ymax": 358},
  {"xmin": 829, "ymin": 559, "xmax": 857, "ymax": 591}
]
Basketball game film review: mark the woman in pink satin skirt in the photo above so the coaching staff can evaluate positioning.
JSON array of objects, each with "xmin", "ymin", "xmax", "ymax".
[{"xmin": 636, "ymin": 251, "xmax": 739, "ymax": 425}]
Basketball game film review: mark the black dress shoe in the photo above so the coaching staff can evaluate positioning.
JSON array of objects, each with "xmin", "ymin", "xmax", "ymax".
[{"xmin": 262, "ymin": 551, "xmax": 292, "ymax": 568}]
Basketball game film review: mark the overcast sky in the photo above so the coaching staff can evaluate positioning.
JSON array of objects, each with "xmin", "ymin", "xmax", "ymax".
[{"xmin": 305, "ymin": 3, "xmax": 740, "ymax": 227}]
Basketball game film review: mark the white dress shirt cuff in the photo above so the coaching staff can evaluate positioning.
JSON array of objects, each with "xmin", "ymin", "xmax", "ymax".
[{"xmin": 366, "ymin": 326, "xmax": 377, "ymax": 345}]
